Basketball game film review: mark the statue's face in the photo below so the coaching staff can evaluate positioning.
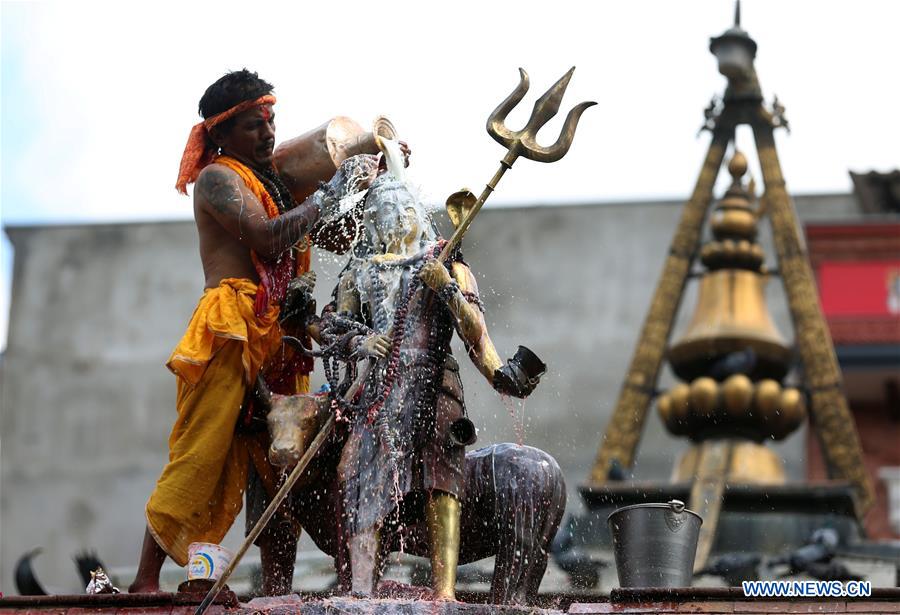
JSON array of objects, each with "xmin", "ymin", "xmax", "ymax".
[{"xmin": 367, "ymin": 181, "xmax": 429, "ymax": 251}]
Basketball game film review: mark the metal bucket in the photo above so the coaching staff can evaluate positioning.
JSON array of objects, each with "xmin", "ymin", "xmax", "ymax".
[{"xmin": 607, "ymin": 499, "xmax": 702, "ymax": 587}]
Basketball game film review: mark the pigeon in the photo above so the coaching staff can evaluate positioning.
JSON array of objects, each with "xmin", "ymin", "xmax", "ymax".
[
  {"xmin": 696, "ymin": 552, "xmax": 762, "ymax": 585},
  {"xmin": 14, "ymin": 548, "xmax": 48, "ymax": 596}
]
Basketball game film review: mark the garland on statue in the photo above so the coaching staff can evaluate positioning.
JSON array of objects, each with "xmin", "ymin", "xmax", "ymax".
[{"xmin": 304, "ymin": 240, "xmax": 460, "ymax": 461}]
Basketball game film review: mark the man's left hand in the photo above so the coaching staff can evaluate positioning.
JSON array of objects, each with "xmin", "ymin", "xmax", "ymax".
[
  {"xmin": 292, "ymin": 270, "xmax": 316, "ymax": 294},
  {"xmin": 419, "ymin": 260, "xmax": 452, "ymax": 291},
  {"xmin": 280, "ymin": 271, "xmax": 317, "ymax": 327},
  {"xmin": 399, "ymin": 141, "xmax": 412, "ymax": 167}
]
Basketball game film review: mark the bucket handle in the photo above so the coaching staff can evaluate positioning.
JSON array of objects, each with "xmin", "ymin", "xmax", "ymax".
[{"xmin": 665, "ymin": 499, "xmax": 687, "ymax": 532}]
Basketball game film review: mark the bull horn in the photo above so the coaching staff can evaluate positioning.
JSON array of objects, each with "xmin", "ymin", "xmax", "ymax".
[
  {"xmin": 253, "ymin": 374, "xmax": 273, "ymax": 413},
  {"xmin": 283, "ymin": 335, "xmax": 318, "ymax": 357}
]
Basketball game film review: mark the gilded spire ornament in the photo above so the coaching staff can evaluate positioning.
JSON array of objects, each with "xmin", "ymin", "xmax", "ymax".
[{"xmin": 588, "ymin": 3, "xmax": 873, "ymax": 526}]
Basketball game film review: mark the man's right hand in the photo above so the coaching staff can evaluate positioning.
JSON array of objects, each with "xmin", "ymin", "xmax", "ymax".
[
  {"xmin": 336, "ymin": 154, "xmax": 379, "ymax": 191},
  {"xmin": 399, "ymin": 141, "xmax": 412, "ymax": 167},
  {"xmin": 353, "ymin": 333, "xmax": 391, "ymax": 359},
  {"xmin": 316, "ymin": 154, "xmax": 380, "ymax": 224}
]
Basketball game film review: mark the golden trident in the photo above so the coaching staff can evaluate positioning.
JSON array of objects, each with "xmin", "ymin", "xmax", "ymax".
[{"xmin": 439, "ymin": 67, "xmax": 595, "ymax": 260}]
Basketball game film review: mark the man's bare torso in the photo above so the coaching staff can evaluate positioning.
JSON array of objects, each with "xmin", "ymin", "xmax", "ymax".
[{"xmin": 194, "ymin": 163, "xmax": 266, "ymax": 289}]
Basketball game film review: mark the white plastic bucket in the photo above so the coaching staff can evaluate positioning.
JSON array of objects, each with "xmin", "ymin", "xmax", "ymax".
[{"xmin": 186, "ymin": 542, "xmax": 233, "ymax": 581}]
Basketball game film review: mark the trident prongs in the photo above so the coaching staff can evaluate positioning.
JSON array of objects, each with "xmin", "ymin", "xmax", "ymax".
[
  {"xmin": 486, "ymin": 68, "xmax": 530, "ymax": 149},
  {"xmin": 487, "ymin": 67, "xmax": 597, "ymax": 164},
  {"xmin": 439, "ymin": 67, "xmax": 595, "ymax": 261}
]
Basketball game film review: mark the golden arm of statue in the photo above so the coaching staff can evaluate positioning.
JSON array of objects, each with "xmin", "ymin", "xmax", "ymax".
[
  {"xmin": 440, "ymin": 262, "xmax": 503, "ymax": 382},
  {"xmin": 294, "ymin": 270, "xmax": 362, "ymax": 350},
  {"xmin": 454, "ymin": 265, "xmax": 504, "ymax": 382}
]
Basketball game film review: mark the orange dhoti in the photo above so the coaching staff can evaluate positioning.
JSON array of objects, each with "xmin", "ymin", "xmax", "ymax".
[
  {"xmin": 152, "ymin": 148, "xmax": 313, "ymax": 565},
  {"xmin": 145, "ymin": 278, "xmax": 286, "ymax": 565}
]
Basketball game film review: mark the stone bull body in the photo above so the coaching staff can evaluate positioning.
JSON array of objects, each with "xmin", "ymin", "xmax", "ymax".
[{"xmin": 254, "ymin": 389, "xmax": 567, "ymax": 604}]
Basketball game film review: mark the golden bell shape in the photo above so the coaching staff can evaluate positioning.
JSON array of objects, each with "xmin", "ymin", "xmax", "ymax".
[
  {"xmin": 668, "ymin": 269, "xmax": 791, "ymax": 380},
  {"xmin": 668, "ymin": 151, "xmax": 791, "ymax": 381}
]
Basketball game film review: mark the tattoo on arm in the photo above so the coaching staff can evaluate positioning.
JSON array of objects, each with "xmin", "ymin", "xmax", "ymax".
[
  {"xmin": 197, "ymin": 166, "xmax": 321, "ymax": 259},
  {"xmin": 268, "ymin": 202, "xmax": 320, "ymax": 257},
  {"xmin": 197, "ymin": 167, "xmax": 246, "ymax": 216}
]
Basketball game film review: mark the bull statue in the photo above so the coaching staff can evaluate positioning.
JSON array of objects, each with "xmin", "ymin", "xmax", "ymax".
[{"xmin": 247, "ymin": 379, "xmax": 566, "ymax": 605}]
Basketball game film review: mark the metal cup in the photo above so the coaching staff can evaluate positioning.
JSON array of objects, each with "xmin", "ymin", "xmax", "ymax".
[{"xmin": 511, "ymin": 345, "xmax": 547, "ymax": 381}]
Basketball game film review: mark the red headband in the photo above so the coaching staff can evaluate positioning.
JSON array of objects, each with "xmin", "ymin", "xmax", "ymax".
[{"xmin": 175, "ymin": 94, "xmax": 276, "ymax": 194}]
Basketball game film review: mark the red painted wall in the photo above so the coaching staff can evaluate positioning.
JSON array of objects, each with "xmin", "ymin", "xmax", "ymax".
[
  {"xmin": 805, "ymin": 222, "xmax": 900, "ymax": 540},
  {"xmin": 818, "ymin": 261, "xmax": 900, "ymax": 317}
]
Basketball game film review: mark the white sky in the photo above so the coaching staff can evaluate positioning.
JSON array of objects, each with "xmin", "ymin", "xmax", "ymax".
[{"xmin": 2, "ymin": 0, "xmax": 899, "ymax": 348}]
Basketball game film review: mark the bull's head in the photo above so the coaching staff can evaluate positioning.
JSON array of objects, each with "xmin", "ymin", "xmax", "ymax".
[{"xmin": 254, "ymin": 376, "xmax": 330, "ymax": 467}]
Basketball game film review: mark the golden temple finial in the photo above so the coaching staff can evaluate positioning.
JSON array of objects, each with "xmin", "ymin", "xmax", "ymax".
[
  {"xmin": 700, "ymin": 150, "xmax": 765, "ymax": 272},
  {"xmin": 588, "ymin": 10, "xmax": 873, "ymax": 573},
  {"xmin": 663, "ymin": 150, "xmax": 800, "ymax": 445},
  {"xmin": 728, "ymin": 148, "xmax": 747, "ymax": 179}
]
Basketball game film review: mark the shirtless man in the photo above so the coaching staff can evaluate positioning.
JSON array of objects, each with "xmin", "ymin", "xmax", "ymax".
[{"xmin": 129, "ymin": 69, "xmax": 380, "ymax": 593}]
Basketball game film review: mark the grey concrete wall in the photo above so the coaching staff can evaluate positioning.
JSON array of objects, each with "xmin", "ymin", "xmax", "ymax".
[
  {"xmin": 0, "ymin": 193, "xmax": 858, "ymax": 592},
  {"xmin": 1, "ymin": 221, "xmax": 207, "ymax": 593}
]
